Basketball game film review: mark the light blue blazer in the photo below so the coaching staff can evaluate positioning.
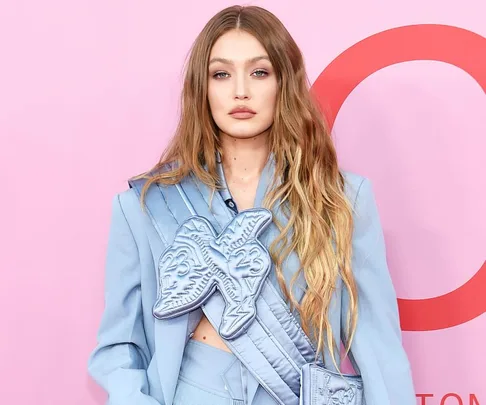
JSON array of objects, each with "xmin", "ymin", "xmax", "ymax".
[{"xmin": 87, "ymin": 166, "xmax": 416, "ymax": 405}]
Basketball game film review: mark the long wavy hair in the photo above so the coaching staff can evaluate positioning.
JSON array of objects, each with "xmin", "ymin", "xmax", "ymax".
[{"xmin": 133, "ymin": 5, "xmax": 358, "ymax": 368}]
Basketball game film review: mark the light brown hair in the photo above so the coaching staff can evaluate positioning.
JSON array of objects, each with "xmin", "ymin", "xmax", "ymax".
[{"xmin": 134, "ymin": 5, "xmax": 358, "ymax": 367}]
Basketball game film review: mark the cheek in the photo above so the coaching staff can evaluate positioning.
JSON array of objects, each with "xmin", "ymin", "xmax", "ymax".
[
  {"xmin": 207, "ymin": 88, "xmax": 217, "ymax": 111},
  {"xmin": 208, "ymin": 87, "xmax": 228, "ymax": 116},
  {"xmin": 258, "ymin": 84, "xmax": 278, "ymax": 115},
  {"xmin": 260, "ymin": 78, "xmax": 278, "ymax": 101}
]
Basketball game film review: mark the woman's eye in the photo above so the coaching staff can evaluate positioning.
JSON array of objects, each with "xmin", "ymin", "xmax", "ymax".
[
  {"xmin": 252, "ymin": 70, "xmax": 268, "ymax": 78},
  {"xmin": 213, "ymin": 72, "xmax": 229, "ymax": 79}
]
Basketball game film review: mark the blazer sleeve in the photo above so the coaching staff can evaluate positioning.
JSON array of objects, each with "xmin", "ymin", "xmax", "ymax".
[
  {"xmin": 87, "ymin": 194, "xmax": 161, "ymax": 405},
  {"xmin": 341, "ymin": 178, "xmax": 416, "ymax": 405}
]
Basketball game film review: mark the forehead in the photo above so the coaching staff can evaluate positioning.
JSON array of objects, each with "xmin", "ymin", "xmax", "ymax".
[{"xmin": 209, "ymin": 30, "xmax": 268, "ymax": 61}]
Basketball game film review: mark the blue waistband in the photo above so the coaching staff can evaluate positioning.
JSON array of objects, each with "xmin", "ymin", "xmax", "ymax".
[{"xmin": 179, "ymin": 339, "xmax": 239, "ymax": 396}]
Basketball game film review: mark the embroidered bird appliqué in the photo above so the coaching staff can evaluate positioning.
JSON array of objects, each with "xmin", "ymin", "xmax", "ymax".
[{"xmin": 153, "ymin": 208, "xmax": 273, "ymax": 340}]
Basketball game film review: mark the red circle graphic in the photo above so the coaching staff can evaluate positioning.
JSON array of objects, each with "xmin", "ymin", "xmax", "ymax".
[{"xmin": 311, "ymin": 24, "xmax": 486, "ymax": 331}]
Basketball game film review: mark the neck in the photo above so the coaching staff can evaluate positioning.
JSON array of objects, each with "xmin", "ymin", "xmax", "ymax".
[{"xmin": 219, "ymin": 130, "xmax": 270, "ymax": 183}]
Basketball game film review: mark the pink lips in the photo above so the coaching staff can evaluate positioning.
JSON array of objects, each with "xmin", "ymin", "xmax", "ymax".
[
  {"xmin": 230, "ymin": 112, "xmax": 255, "ymax": 119},
  {"xmin": 229, "ymin": 106, "xmax": 256, "ymax": 119}
]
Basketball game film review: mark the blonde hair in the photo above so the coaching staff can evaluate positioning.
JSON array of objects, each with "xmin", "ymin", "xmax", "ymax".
[{"xmin": 134, "ymin": 5, "xmax": 358, "ymax": 368}]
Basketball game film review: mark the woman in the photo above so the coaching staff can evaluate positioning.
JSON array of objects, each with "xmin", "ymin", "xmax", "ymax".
[{"xmin": 88, "ymin": 5, "xmax": 415, "ymax": 405}]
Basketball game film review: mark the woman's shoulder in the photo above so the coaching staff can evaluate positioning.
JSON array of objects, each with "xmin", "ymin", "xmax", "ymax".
[
  {"xmin": 116, "ymin": 187, "xmax": 142, "ymax": 212},
  {"xmin": 115, "ymin": 162, "xmax": 180, "ymax": 225}
]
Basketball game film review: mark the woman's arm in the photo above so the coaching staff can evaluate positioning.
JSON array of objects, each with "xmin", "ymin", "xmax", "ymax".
[
  {"xmin": 87, "ymin": 194, "xmax": 161, "ymax": 405},
  {"xmin": 341, "ymin": 178, "xmax": 416, "ymax": 405}
]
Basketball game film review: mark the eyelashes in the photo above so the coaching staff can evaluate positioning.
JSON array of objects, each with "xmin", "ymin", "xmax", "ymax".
[
  {"xmin": 211, "ymin": 69, "xmax": 269, "ymax": 79},
  {"xmin": 212, "ymin": 72, "xmax": 229, "ymax": 79},
  {"xmin": 252, "ymin": 70, "xmax": 268, "ymax": 78}
]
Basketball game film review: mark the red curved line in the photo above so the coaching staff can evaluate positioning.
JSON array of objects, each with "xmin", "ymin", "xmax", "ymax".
[
  {"xmin": 398, "ymin": 262, "xmax": 486, "ymax": 331},
  {"xmin": 311, "ymin": 24, "xmax": 486, "ymax": 129}
]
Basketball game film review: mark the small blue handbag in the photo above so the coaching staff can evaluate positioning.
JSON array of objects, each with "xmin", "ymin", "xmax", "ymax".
[{"xmin": 300, "ymin": 363, "xmax": 364, "ymax": 405}]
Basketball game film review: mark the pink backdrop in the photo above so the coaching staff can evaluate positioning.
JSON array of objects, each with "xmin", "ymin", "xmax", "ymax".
[{"xmin": 1, "ymin": 1, "xmax": 484, "ymax": 404}]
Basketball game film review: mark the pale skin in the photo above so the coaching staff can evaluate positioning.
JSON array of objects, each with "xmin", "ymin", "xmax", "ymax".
[{"xmin": 191, "ymin": 29, "xmax": 278, "ymax": 352}]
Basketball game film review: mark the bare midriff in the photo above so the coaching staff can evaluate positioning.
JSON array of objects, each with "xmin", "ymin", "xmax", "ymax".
[{"xmin": 191, "ymin": 315, "xmax": 232, "ymax": 352}]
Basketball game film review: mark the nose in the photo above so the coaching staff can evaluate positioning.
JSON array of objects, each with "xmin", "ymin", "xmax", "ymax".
[{"xmin": 234, "ymin": 74, "xmax": 250, "ymax": 100}]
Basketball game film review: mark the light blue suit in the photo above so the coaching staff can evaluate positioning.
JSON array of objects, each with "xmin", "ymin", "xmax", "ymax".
[{"xmin": 87, "ymin": 162, "xmax": 416, "ymax": 405}]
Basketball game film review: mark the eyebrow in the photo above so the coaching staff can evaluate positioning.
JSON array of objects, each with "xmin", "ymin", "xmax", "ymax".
[{"xmin": 208, "ymin": 55, "xmax": 271, "ymax": 66}]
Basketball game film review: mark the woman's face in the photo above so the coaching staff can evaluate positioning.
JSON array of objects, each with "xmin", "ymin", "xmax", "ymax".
[{"xmin": 207, "ymin": 30, "xmax": 278, "ymax": 139}]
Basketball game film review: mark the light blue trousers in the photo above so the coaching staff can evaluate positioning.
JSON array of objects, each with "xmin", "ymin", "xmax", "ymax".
[{"xmin": 173, "ymin": 339, "xmax": 278, "ymax": 405}]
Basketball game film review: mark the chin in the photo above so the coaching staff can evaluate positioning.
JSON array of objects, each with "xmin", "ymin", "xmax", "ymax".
[
  {"xmin": 225, "ymin": 130, "xmax": 263, "ymax": 139},
  {"xmin": 219, "ymin": 121, "xmax": 271, "ymax": 139}
]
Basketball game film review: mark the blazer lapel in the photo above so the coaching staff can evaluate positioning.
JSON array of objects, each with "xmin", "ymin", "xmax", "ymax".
[{"xmin": 146, "ymin": 182, "xmax": 195, "ymax": 405}]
